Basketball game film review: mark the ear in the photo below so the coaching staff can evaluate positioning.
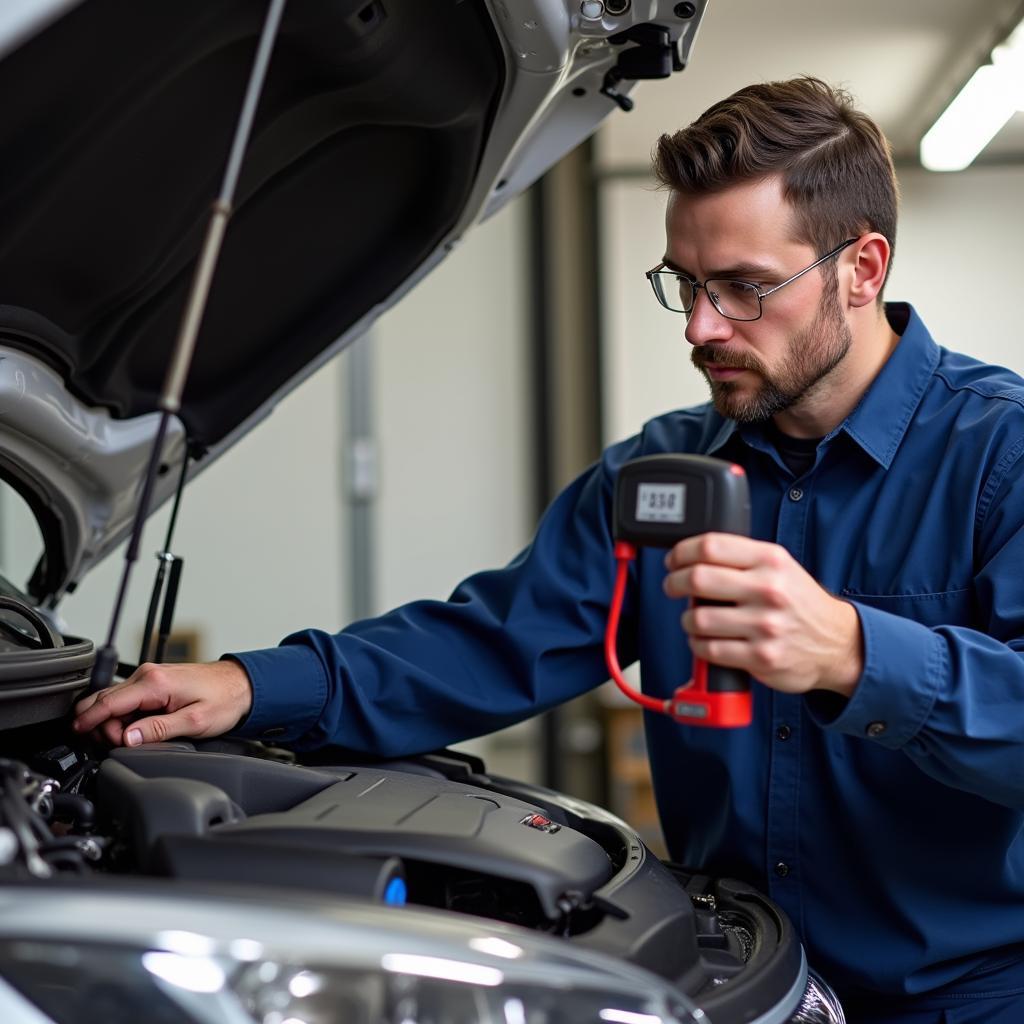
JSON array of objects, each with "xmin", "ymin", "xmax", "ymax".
[{"xmin": 845, "ymin": 233, "xmax": 890, "ymax": 308}]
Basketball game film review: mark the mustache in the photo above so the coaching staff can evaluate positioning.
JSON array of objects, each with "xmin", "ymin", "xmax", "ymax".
[{"xmin": 691, "ymin": 346, "xmax": 764, "ymax": 373}]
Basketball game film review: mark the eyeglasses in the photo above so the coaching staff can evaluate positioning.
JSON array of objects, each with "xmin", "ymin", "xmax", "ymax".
[{"xmin": 645, "ymin": 238, "xmax": 858, "ymax": 322}]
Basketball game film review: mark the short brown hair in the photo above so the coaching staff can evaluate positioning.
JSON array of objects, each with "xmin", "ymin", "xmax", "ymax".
[{"xmin": 653, "ymin": 77, "xmax": 898, "ymax": 291}]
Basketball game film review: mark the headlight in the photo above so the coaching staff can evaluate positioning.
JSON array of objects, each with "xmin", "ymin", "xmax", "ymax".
[
  {"xmin": 0, "ymin": 888, "xmax": 707, "ymax": 1024},
  {"xmin": 788, "ymin": 968, "xmax": 846, "ymax": 1023},
  {"xmin": 0, "ymin": 939, "xmax": 701, "ymax": 1024}
]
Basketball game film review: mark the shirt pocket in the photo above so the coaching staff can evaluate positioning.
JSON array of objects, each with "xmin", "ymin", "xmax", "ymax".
[{"xmin": 838, "ymin": 586, "xmax": 974, "ymax": 629}]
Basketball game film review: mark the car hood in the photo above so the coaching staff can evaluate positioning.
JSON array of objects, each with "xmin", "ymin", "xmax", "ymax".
[{"xmin": 0, "ymin": 0, "xmax": 705, "ymax": 603}]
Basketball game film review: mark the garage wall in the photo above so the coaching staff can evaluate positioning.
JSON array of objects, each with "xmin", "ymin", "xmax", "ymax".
[
  {"xmin": 885, "ymin": 166, "xmax": 1024, "ymax": 370},
  {"xmin": 370, "ymin": 201, "xmax": 533, "ymax": 613},
  {"xmin": 598, "ymin": 165, "xmax": 1024, "ymax": 444}
]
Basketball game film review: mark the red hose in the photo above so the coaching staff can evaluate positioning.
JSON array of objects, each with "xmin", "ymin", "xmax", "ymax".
[{"xmin": 604, "ymin": 541, "xmax": 668, "ymax": 714}]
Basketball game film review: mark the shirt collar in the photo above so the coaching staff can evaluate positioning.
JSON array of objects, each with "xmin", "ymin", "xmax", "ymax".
[
  {"xmin": 707, "ymin": 303, "xmax": 939, "ymax": 470},
  {"xmin": 838, "ymin": 302, "xmax": 939, "ymax": 469},
  {"xmin": 707, "ymin": 415, "xmax": 739, "ymax": 456}
]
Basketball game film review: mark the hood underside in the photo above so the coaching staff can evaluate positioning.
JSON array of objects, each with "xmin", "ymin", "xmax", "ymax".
[{"xmin": 0, "ymin": 0, "xmax": 504, "ymax": 449}]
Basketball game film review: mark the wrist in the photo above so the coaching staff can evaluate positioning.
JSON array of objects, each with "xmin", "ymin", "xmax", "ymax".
[
  {"xmin": 815, "ymin": 598, "xmax": 863, "ymax": 698},
  {"xmin": 215, "ymin": 657, "xmax": 254, "ymax": 724}
]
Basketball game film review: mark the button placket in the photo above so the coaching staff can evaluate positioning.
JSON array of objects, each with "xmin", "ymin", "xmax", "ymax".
[
  {"xmin": 766, "ymin": 691, "xmax": 801, "ymax": 923},
  {"xmin": 764, "ymin": 480, "xmax": 811, "ymax": 926}
]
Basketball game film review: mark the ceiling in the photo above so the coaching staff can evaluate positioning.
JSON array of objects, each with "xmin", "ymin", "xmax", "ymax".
[{"xmin": 597, "ymin": 0, "xmax": 1024, "ymax": 170}]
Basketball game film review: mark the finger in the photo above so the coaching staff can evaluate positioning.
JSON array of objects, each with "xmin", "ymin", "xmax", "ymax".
[
  {"xmin": 72, "ymin": 677, "xmax": 170, "ymax": 733},
  {"xmin": 100, "ymin": 717, "xmax": 126, "ymax": 747},
  {"xmin": 74, "ymin": 658, "xmax": 167, "ymax": 710},
  {"xmin": 664, "ymin": 564, "xmax": 755, "ymax": 602},
  {"xmin": 665, "ymin": 533, "xmax": 769, "ymax": 572},
  {"xmin": 74, "ymin": 667, "xmax": 144, "ymax": 717},
  {"xmin": 74, "ymin": 690, "xmax": 99, "ymax": 716},
  {"xmin": 122, "ymin": 706, "xmax": 205, "ymax": 746},
  {"xmin": 687, "ymin": 636, "xmax": 751, "ymax": 670},
  {"xmin": 73, "ymin": 682, "xmax": 129, "ymax": 731},
  {"xmin": 681, "ymin": 604, "xmax": 766, "ymax": 639}
]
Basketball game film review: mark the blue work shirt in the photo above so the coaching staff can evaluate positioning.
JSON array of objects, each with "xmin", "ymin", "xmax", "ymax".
[{"xmin": 233, "ymin": 303, "xmax": 1024, "ymax": 1000}]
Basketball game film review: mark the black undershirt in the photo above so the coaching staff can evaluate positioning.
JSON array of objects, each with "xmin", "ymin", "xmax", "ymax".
[{"xmin": 766, "ymin": 422, "xmax": 821, "ymax": 478}]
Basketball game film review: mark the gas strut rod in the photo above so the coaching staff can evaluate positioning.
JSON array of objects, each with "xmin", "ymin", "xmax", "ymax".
[
  {"xmin": 89, "ymin": 0, "xmax": 289, "ymax": 693},
  {"xmin": 138, "ymin": 449, "xmax": 191, "ymax": 666}
]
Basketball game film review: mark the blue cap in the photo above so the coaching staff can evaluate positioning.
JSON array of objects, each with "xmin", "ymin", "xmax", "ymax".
[{"xmin": 383, "ymin": 877, "xmax": 407, "ymax": 905}]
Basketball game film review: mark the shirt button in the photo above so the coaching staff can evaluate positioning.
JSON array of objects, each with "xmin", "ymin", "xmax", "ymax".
[
  {"xmin": 776, "ymin": 724, "xmax": 792, "ymax": 741},
  {"xmin": 774, "ymin": 861, "xmax": 790, "ymax": 878},
  {"xmin": 866, "ymin": 721, "xmax": 887, "ymax": 738},
  {"xmin": 788, "ymin": 487, "xmax": 803, "ymax": 502}
]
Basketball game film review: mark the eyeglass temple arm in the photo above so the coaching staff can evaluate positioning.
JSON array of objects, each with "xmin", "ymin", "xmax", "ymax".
[{"xmin": 758, "ymin": 238, "xmax": 858, "ymax": 300}]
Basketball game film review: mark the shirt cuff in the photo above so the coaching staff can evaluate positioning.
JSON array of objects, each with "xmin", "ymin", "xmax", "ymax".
[
  {"xmin": 805, "ymin": 600, "xmax": 945, "ymax": 748},
  {"xmin": 222, "ymin": 644, "xmax": 328, "ymax": 744}
]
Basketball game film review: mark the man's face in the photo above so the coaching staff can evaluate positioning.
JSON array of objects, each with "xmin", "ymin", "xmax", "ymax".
[{"xmin": 663, "ymin": 176, "xmax": 852, "ymax": 424}]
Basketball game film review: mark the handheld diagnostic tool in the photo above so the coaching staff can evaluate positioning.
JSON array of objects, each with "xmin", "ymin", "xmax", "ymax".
[{"xmin": 605, "ymin": 454, "xmax": 753, "ymax": 728}]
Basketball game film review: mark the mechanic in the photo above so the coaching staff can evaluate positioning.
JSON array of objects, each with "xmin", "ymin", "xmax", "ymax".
[{"xmin": 74, "ymin": 77, "xmax": 1024, "ymax": 1022}]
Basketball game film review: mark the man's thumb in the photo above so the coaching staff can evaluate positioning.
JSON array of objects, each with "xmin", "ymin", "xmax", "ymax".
[{"xmin": 121, "ymin": 708, "xmax": 198, "ymax": 746}]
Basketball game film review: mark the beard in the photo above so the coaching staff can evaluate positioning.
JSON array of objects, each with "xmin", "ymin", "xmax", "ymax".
[{"xmin": 691, "ymin": 277, "xmax": 852, "ymax": 424}]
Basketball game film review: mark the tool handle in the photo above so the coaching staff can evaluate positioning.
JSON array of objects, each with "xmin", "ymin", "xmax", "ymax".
[
  {"xmin": 701, "ymin": 659, "xmax": 751, "ymax": 694},
  {"xmin": 669, "ymin": 598, "xmax": 752, "ymax": 727}
]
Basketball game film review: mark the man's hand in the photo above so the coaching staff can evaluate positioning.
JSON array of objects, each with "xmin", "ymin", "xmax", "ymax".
[
  {"xmin": 664, "ymin": 532, "xmax": 863, "ymax": 697},
  {"xmin": 72, "ymin": 660, "xmax": 254, "ymax": 747}
]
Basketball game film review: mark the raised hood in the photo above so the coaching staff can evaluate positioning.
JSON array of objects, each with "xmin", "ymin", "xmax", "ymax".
[{"xmin": 0, "ymin": 0, "xmax": 706, "ymax": 602}]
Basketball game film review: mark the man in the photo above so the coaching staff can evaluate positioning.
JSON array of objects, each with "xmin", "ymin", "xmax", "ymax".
[{"xmin": 74, "ymin": 78, "xmax": 1024, "ymax": 1021}]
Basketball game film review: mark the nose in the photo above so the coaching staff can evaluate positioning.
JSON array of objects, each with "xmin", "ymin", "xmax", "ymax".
[{"xmin": 684, "ymin": 288, "xmax": 733, "ymax": 348}]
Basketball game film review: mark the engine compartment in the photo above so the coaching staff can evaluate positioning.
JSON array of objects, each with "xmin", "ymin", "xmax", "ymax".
[{"xmin": 0, "ymin": 723, "xmax": 807, "ymax": 1023}]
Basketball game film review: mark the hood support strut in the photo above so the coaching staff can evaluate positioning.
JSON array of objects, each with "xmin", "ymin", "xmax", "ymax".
[{"xmin": 89, "ymin": 0, "xmax": 289, "ymax": 692}]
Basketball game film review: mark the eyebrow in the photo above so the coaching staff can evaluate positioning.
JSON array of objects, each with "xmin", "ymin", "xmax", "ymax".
[{"xmin": 660, "ymin": 256, "xmax": 778, "ymax": 280}]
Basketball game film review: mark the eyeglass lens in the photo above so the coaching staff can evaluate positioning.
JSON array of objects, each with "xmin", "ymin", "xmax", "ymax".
[{"xmin": 651, "ymin": 272, "xmax": 762, "ymax": 321}]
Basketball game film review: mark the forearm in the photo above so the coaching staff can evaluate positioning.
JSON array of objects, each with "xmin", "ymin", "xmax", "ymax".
[{"xmin": 235, "ymin": 596, "xmax": 614, "ymax": 756}]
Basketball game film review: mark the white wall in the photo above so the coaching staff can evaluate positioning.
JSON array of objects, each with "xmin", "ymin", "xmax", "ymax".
[
  {"xmin": 599, "ymin": 178, "xmax": 705, "ymax": 445},
  {"xmin": 0, "ymin": 482, "xmax": 44, "ymax": 592},
  {"xmin": 885, "ymin": 166, "xmax": 1024, "ymax": 372},
  {"xmin": 599, "ymin": 165, "xmax": 1024, "ymax": 443},
  {"xmin": 370, "ymin": 200, "xmax": 533, "ymax": 612}
]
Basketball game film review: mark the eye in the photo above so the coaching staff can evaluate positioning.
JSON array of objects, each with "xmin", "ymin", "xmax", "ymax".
[
  {"xmin": 723, "ymin": 279, "xmax": 758, "ymax": 294},
  {"xmin": 706, "ymin": 279, "xmax": 762, "ymax": 319}
]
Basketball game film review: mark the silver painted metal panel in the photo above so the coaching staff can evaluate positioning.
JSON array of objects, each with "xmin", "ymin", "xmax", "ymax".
[{"xmin": 0, "ymin": 0, "xmax": 83, "ymax": 61}]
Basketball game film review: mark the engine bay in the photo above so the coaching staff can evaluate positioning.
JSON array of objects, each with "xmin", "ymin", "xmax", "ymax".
[{"xmin": 0, "ymin": 720, "xmax": 807, "ymax": 1022}]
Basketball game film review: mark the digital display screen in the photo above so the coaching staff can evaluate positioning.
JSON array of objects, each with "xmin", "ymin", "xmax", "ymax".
[{"xmin": 636, "ymin": 483, "xmax": 685, "ymax": 523}]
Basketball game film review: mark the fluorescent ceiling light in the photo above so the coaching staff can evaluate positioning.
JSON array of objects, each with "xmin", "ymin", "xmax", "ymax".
[
  {"xmin": 920, "ymin": 21, "xmax": 1024, "ymax": 171},
  {"xmin": 993, "ymin": 25, "xmax": 1024, "ymax": 108}
]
